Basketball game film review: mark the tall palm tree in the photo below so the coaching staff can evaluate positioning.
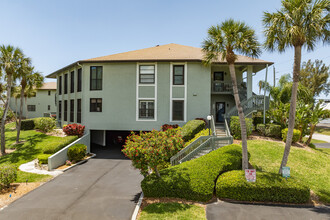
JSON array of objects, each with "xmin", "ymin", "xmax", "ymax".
[
  {"xmin": 23, "ymin": 86, "xmax": 37, "ymax": 119},
  {"xmin": 0, "ymin": 45, "xmax": 23, "ymax": 155},
  {"xmin": 202, "ymin": 19, "xmax": 261, "ymax": 170},
  {"xmin": 263, "ymin": 0, "xmax": 329, "ymax": 173},
  {"xmin": 16, "ymin": 59, "xmax": 44, "ymax": 143}
]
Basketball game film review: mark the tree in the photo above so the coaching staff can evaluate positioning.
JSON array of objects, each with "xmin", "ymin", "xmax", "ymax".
[
  {"xmin": 300, "ymin": 59, "xmax": 330, "ymax": 98},
  {"xmin": 263, "ymin": 0, "xmax": 329, "ymax": 173},
  {"xmin": 23, "ymin": 86, "xmax": 37, "ymax": 119},
  {"xmin": 16, "ymin": 59, "xmax": 44, "ymax": 143},
  {"xmin": 202, "ymin": 19, "xmax": 261, "ymax": 170},
  {"xmin": 0, "ymin": 45, "xmax": 23, "ymax": 155}
]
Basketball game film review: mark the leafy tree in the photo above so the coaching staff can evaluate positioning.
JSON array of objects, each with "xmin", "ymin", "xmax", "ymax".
[
  {"xmin": 300, "ymin": 59, "xmax": 330, "ymax": 98},
  {"xmin": 263, "ymin": 0, "xmax": 329, "ymax": 173},
  {"xmin": 202, "ymin": 19, "xmax": 261, "ymax": 170},
  {"xmin": 0, "ymin": 45, "xmax": 23, "ymax": 155}
]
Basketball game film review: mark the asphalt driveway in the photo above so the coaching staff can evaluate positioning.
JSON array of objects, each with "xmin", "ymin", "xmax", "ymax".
[{"xmin": 0, "ymin": 145, "xmax": 143, "ymax": 220}]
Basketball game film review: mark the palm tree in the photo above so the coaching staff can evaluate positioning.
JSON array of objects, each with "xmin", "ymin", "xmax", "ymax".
[
  {"xmin": 23, "ymin": 86, "xmax": 37, "ymax": 119},
  {"xmin": 202, "ymin": 19, "xmax": 261, "ymax": 170},
  {"xmin": 263, "ymin": 0, "xmax": 329, "ymax": 173},
  {"xmin": 0, "ymin": 45, "xmax": 23, "ymax": 155},
  {"xmin": 16, "ymin": 59, "xmax": 44, "ymax": 143}
]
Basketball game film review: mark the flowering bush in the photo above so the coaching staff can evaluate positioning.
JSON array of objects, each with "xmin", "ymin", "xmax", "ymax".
[
  {"xmin": 66, "ymin": 160, "xmax": 72, "ymax": 166},
  {"xmin": 161, "ymin": 124, "xmax": 179, "ymax": 131},
  {"xmin": 63, "ymin": 124, "xmax": 85, "ymax": 137},
  {"xmin": 122, "ymin": 129, "xmax": 184, "ymax": 177}
]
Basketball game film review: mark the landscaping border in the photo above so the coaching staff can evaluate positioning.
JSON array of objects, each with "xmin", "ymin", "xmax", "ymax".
[{"xmin": 48, "ymin": 133, "xmax": 90, "ymax": 170}]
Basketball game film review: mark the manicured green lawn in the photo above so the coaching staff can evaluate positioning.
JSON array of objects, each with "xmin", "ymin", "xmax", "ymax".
[
  {"xmin": 248, "ymin": 140, "xmax": 330, "ymax": 203},
  {"xmin": 139, "ymin": 203, "xmax": 205, "ymax": 220},
  {"xmin": 0, "ymin": 123, "xmax": 77, "ymax": 182},
  {"xmin": 315, "ymin": 127, "xmax": 330, "ymax": 136},
  {"xmin": 301, "ymin": 137, "xmax": 327, "ymax": 144}
]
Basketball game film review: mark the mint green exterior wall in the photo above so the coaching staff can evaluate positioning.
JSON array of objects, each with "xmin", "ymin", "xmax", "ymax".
[
  {"xmin": 9, "ymin": 89, "xmax": 56, "ymax": 118},
  {"xmin": 56, "ymin": 62, "xmax": 212, "ymax": 132}
]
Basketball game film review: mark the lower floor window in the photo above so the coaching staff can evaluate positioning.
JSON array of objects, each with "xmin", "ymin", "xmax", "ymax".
[
  {"xmin": 139, "ymin": 100, "xmax": 154, "ymax": 119},
  {"xmin": 90, "ymin": 98, "xmax": 102, "ymax": 112},
  {"xmin": 172, "ymin": 100, "xmax": 184, "ymax": 121},
  {"xmin": 27, "ymin": 105, "xmax": 36, "ymax": 112}
]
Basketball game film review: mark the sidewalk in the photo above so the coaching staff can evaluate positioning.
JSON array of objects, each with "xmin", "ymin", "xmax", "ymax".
[{"xmin": 207, "ymin": 201, "xmax": 330, "ymax": 220}]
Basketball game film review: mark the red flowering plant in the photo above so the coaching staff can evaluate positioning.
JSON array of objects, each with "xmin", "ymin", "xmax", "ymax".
[
  {"xmin": 122, "ymin": 129, "xmax": 184, "ymax": 177},
  {"xmin": 63, "ymin": 124, "xmax": 85, "ymax": 137},
  {"xmin": 161, "ymin": 124, "xmax": 179, "ymax": 131}
]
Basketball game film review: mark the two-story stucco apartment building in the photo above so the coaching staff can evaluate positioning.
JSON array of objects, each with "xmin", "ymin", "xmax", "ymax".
[
  {"xmin": 9, "ymin": 82, "xmax": 57, "ymax": 119},
  {"xmin": 47, "ymin": 44, "xmax": 272, "ymax": 147}
]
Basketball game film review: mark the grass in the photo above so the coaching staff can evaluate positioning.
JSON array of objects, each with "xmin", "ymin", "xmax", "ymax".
[
  {"xmin": 301, "ymin": 137, "xmax": 327, "ymax": 144},
  {"xmin": 247, "ymin": 140, "xmax": 330, "ymax": 203},
  {"xmin": 315, "ymin": 127, "xmax": 330, "ymax": 136},
  {"xmin": 1, "ymin": 122, "xmax": 77, "ymax": 183},
  {"xmin": 139, "ymin": 203, "xmax": 205, "ymax": 220}
]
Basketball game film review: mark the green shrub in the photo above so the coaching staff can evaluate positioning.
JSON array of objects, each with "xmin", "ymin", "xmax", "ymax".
[
  {"xmin": 141, "ymin": 144, "xmax": 243, "ymax": 202},
  {"xmin": 184, "ymin": 129, "xmax": 209, "ymax": 147},
  {"xmin": 181, "ymin": 120, "xmax": 206, "ymax": 142},
  {"xmin": 37, "ymin": 154, "xmax": 52, "ymax": 164},
  {"xmin": 34, "ymin": 117, "xmax": 56, "ymax": 132},
  {"xmin": 265, "ymin": 124, "xmax": 281, "ymax": 138},
  {"xmin": 67, "ymin": 144, "xmax": 87, "ymax": 162},
  {"xmin": 216, "ymin": 170, "xmax": 310, "ymax": 203},
  {"xmin": 282, "ymin": 128, "xmax": 301, "ymax": 143},
  {"xmin": 230, "ymin": 116, "xmax": 253, "ymax": 139},
  {"xmin": 256, "ymin": 124, "xmax": 265, "ymax": 136},
  {"xmin": 42, "ymin": 136, "xmax": 78, "ymax": 154},
  {"xmin": 0, "ymin": 164, "xmax": 17, "ymax": 189},
  {"xmin": 21, "ymin": 119, "xmax": 35, "ymax": 130}
]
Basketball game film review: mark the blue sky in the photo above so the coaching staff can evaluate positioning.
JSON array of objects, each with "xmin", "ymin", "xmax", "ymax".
[{"xmin": 0, "ymin": 0, "xmax": 329, "ymax": 98}]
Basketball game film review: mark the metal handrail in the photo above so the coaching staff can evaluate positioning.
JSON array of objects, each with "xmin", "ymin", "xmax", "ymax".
[
  {"xmin": 224, "ymin": 118, "xmax": 230, "ymax": 137},
  {"xmin": 179, "ymin": 137, "xmax": 212, "ymax": 163},
  {"xmin": 211, "ymin": 115, "xmax": 216, "ymax": 136}
]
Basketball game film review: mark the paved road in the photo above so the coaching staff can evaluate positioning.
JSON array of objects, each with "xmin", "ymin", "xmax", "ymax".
[
  {"xmin": 0, "ymin": 145, "xmax": 143, "ymax": 220},
  {"xmin": 207, "ymin": 201, "xmax": 330, "ymax": 220},
  {"xmin": 312, "ymin": 133, "xmax": 330, "ymax": 143}
]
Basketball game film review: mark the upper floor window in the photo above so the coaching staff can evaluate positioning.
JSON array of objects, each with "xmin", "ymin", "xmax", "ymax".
[
  {"xmin": 139, "ymin": 65, "xmax": 155, "ymax": 84},
  {"xmin": 77, "ymin": 68, "xmax": 82, "ymax": 92},
  {"xmin": 59, "ymin": 76, "xmax": 62, "ymax": 95},
  {"xmin": 77, "ymin": 99, "xmax": 82, "ymax": 123},
  {"xmin": 214, "ymin": 72, "xmax": 224, "ymax": 81},
  {"xmin": 90, "ymin": 98, "xmax": 102, "ymax": 112},
  {"xmin": 64, "ymin": 73, "xmax": 68, "ymax": 94},
  {"xmin": 173, "ymin": 65, "xmax": 184, "ymax": 85},
  {"xmin": 48, "ymin": 91, "xmax": 51, "ymax": 96},
  {"xmin": 172, "ymin": 100, "xmax": 184, "ymax": 121},
  {"xmin": 27, "ymin": 105, "xmax": 36, "ymax": 112},
  {"xmin": 90, "ymin": 66, "xmax": 102, "ymax": 90},
  {"xmin": 64, "ymin": 100, "xmax": 68, "ymax": 121},
  {"xmin": 139, "ymin": 100, "xmax": 154, "ymax": 119},
  {"xmin": 70, "ymin": 71, "xmax": 74, "ymax": 93}
]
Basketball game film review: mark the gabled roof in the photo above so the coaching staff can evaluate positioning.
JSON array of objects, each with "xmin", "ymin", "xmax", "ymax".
[
  {"xmin": 47, "ymin": 43, "xmax": 273, "ymax": 78},
  {"xmin": 38, "ymin": 82, "xmax": 56, "ymax": 90}
]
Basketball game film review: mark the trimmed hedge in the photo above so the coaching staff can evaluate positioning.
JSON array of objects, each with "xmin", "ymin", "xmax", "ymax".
[
  {"xmin": 42, "ymin": 136, "xmax": 78, "ymax": 154},
  {"xmin": 216, "ymin": 170, "xmax": 310, "ymax": 203},
  {"xmin": 253, "ymin": 116, "xmax": 270, "ymax": 127},
  {"xmin": 282, "ymin": 128, "xmax": 301, "ymax": 143},
  {"xmin": 67, "ymin": 144, "xmax": 87, "ymax": 162},
  {"xmin": 181, "ymin": 120, "xmax": 206, "ymax": 142},
  {"xmin": 256, "ymin": 124, "xmax": 265, "ymax": 136},
  {"xmin": 230, "ymin": 116, "xmax": 253, "ymax": 139},
  {"xmin": 265, "ymin": 124, "xmax": 281, "ymax": 138},
  {"xmin": 37, "ymin": 154, "xmax": 52, "ymax": 164},
  {"xmin": 0, "ymin": 164, "xmax": 17, "ymax": 189},
  {"xmin": 21, "ymin": 119, "xmax": 35, "ymax": 130},
  {"xmin": 141, "ymin": 144, "xmax": 243, "ymax": 202}
]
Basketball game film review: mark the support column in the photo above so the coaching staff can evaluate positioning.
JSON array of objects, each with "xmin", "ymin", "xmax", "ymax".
[{"xmin": 247, "ymin": 65, "xmax": 253, "ymax": 99}]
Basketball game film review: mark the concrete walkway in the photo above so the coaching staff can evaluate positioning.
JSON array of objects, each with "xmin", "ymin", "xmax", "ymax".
[
  {"xmin": 19, "ymin": 160, "xmax": 63, "ymax": 176},
  {"xmin": 0, "ymin": 145, "xmax": 143, "ymax": 220},
  {"xmin": 312, "ymin": 133, "xmax": 330, "ymax": 143},
  {"xmin": 207, "ymin": 201, "xmax": 330, "ymax": 220}
]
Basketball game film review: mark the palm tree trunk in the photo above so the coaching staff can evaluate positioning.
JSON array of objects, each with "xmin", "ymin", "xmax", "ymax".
[
  {"xmin": 306, "ymin": 124, "xmax": 316, "ymax": 145},
  {"xmin": 1, "ymin": 74, "xmax": 12, "ymax": 155},
  {"xmin": 229, "ymin": 63, "xmax": 249, "ymax": 170},
  {"xmin": 25, "ymin": 97, "xmax": 28, "ymax": 119},
  {"xmin": 16, "ymin": 86, "xmax": 25, "ymax": 143},
  {"xmin": 279, "ymin": 45, "xmax": 302, "ymax": 174}
]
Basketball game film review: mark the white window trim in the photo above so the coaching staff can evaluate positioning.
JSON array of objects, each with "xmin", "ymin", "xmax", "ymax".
[
  {"xmin": 170, "ymin": 62, "xmax": 187, "ymax": 122},
  {"xmin": 136, "ymin": 63, "xmax": 157, "ymax": 121}
]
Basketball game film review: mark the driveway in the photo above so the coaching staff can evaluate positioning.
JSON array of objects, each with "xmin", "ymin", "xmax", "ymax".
[
  {"xmin": 207, "ymin": 201, "xmax": 330, "ymax": 220},
  {"xmin": 0, "ymin": 145, "xmax": 143, "ymax": 220}
]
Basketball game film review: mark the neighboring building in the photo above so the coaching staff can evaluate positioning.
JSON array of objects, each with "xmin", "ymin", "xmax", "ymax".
[
  {"xmin": 9, "ymin": 82, "xmax": 57, "ymax": 119},
  {"xmin": 47, "ymin": 44, "xmax": 273, "ymax": 146}
]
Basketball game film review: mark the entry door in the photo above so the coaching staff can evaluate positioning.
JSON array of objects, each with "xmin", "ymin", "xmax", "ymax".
[{"xmin": 216, "ymin": 102, "xmax": 225, "ymax": 123}]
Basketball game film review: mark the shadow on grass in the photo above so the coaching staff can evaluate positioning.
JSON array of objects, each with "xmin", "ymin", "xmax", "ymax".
[
  {"xmin": 142, "ymin": 202, "xmax": 193, "ymax": 214},
  {"xmin": 0, "ymin": 133, "xmax": 46, "ymax": 165}
]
